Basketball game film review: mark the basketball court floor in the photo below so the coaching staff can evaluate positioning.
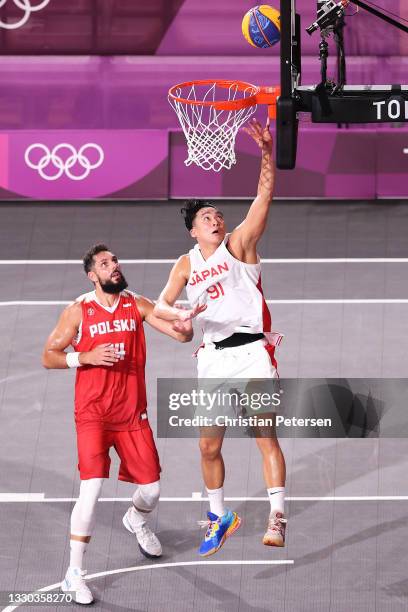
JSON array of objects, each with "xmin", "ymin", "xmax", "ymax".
[{"xmin": 1, "ymin": 200, "xmax": 408, "ymax": 611}]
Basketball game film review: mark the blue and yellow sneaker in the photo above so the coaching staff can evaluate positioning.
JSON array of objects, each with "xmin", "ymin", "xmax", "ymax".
[{"xmin": 198, "ymin": 509, "xmax": 241, "ymax": 557}]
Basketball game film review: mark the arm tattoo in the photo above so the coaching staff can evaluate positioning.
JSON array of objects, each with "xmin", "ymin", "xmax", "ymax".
[{"xmin": 257, "ymin": 148, "xmax": 275, "ymax": 200}]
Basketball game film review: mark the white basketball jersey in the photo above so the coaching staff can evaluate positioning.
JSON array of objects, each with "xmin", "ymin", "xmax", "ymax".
[{"xmin": 185, "ymin": 236, "xmax": 272, "ymax": 343}]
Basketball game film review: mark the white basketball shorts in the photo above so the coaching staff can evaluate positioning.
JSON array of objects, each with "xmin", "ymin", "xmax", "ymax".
[
  {"xmin": 195, "ymin": 339, "xmax": 279, "ymax": 420},
  {"xmin": 197, "ymin": 339, "xmax": 277, "ymax": 380}
]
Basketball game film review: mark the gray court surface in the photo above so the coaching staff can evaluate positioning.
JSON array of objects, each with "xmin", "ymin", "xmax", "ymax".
[{"xmin": 1, "ymin": 200, "xmax": 408, "ymax": 612}]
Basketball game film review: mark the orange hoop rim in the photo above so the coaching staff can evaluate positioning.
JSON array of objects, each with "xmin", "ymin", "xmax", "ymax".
[{"xmin": 168, "ymin": 79, "xmax": 280, "ymax": 111}]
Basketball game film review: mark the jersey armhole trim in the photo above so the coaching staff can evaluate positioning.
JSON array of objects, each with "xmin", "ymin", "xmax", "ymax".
[{"xmin": 224, "ymin": 236, "xmax": 261, "ymax": 268}]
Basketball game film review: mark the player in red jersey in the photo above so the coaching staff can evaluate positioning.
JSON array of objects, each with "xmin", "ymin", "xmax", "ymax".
[{"xmin": 42, "ymin": 244, "xmax": 193, "ymax": 605}]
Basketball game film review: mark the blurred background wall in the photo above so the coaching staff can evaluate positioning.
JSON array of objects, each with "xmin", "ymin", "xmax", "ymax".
[{"xmin": 0, "ymin": 0, "xmax": 406, "ymax": 199}]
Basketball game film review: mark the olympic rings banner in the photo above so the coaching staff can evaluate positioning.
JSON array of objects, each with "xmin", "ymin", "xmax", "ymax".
[
  {"xmin": 0, "ymin": 130, "xmax": 169, "ymax": 200},
  {"xmin": 0, "ymin": 0, "xmax": 50, "ymax": 30},
  {"xmin": 0, "ymin": 128, "xmax": 407, "ymax": 200}
]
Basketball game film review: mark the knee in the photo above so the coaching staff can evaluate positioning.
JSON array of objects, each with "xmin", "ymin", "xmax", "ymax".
[
  {"xmin": 199, "ymin": 439, "xmax": 222, "ymax": 461},
  {"xmin": 72, "ymin": 478, "xmax": 103, "ymax": 527},
  {"xmin": 74, "ymin": 496, "xmax": 99, "ymax": 525},
  {"xmin": 71, "ymin": 499, "xmax": 98, "ymax": 535},
  {"xmin": 134, "ymin": 480, "xmax": 160, "ymax": 512}
]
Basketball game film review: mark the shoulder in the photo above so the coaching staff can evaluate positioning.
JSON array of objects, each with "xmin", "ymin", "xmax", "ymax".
[
  {"xmin": 74, "ymin": 290, "xmax": 95, "ymax": 304},
  {"xmin": 178, "ymin": 253, "xmax": 191, "ymax": 271},
  {"xmin": 225, "ymin": 231, "xmax": 258, "ymax": 264},
  {"xmin": 68, "ymin": 290, "xmax": 95, "ymax": 316},
  {"xmin": 121, "ymin": 290, "xmax": 146, "ymax": 319},
  {"xmin": 121, "ymin": 290, "xmax": 151, "ymax": 320},
  {"xmin": 57, "ymin": 300, "xmax": 82, "ymax": 328},
  {"xmin": 130, "ymin": 293, "xmax": 153, "ymax": 321},
  {"xmin": 172, "ymin": 254, "xmax": 190, "ymax": 281},
  {"xmin": 223, "ymin": 231, "xmax": 242, "ymax": 260},
  {"xmin": 122, "ymin": 289, "xmax": 140, "ymax": 301},
  {"xmin": 62, "ymin": 290, "xmax": 95, "ymax": 324}
]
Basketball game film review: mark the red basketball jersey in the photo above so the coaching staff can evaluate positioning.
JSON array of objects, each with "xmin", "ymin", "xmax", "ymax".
[{"xmin": 72, "ymin": 290, "xmax": 147, "ymax": 432}]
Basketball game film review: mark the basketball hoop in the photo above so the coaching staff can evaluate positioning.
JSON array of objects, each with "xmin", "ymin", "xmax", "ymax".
[{"xmin": 168, "ymin": 79, "xmax": 280, "ymax": 172}]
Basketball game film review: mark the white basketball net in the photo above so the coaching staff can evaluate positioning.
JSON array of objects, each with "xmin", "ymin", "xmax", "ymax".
[{"xmin": 169, "ymin": 81, "xmax": 258, "ymax": 172}]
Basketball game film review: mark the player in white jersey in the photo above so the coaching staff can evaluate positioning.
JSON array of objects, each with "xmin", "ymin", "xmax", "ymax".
[{"xmin": 153, "ymin": 118, "xmax": 286, "ymax": 555}]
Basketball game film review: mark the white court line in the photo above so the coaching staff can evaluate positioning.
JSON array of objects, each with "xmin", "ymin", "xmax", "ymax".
[
  {"xmin": 0, "ymin": 258, "xmax": 408, "ymax": 265},
  {"xmin": 1, "ymin": 560, "xmax": 293, "ymax": 612},
  {"xmin": 0, "ymin": 301, "xmax": 70, "ymax": 306},
  {"xmin": 267, "ymin": 299, "xmax": 408, "ymax": 304},
  {"xmin": 1, "ymin": 493, "xmax": 408, "ymax": 503},
  {"xmin": 1, "ymin": 299, "xmax": 408, "ymax": 307},
  {"xmin": 0, "ymin": 493, "xmax": 45, "ymax": 502}
]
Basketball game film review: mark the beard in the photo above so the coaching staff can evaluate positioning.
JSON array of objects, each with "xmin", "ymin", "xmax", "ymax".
[{"xmin": 99, "ymin": 272, "xmax": 128, "ymax": 294}]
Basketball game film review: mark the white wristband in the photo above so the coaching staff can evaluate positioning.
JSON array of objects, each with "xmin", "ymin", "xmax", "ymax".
[{"xmin": 66, "ymin": 352, "xmax": 82, "ymax": 368}]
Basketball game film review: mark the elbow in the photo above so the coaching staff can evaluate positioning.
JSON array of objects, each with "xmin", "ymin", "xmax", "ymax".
[
  {"xmin": 42, "ymin": 349, "xmax": 56, "ymax": 369},
  {"xmin": 42, "ymin": 353, "xmax": 51, "ymax": 369},
  {"xmin": 178, "ymin": 331, "xmax": 193, "ymax": 344},
  {"xmin": 152, "ymin": 303, "xmax": 162, "ymax": 318}
]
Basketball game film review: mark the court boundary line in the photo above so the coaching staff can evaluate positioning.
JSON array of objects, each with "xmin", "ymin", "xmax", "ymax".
[
  {"xmin": 0, "ymin": 560, "xmax": 294, "ymax": 612},
  {"xmin": 1, "ymin": 258, "xmax": 408, "ymax": 264},
  {"xmin": 1, "ymin": 493, "xmax": 407, "ymax": 503},
  {"xmin": 1, "ymin": 299, "xmax": 408, "ymax": 306}
]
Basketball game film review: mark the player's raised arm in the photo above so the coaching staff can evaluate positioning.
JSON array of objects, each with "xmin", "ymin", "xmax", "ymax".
[
  {"xmin": 137, "ymin": 295, "xmax": 193, "ymax": 342},
  {"xmin": 153, "ymin": 254, "xmax": 206, "ymax": 322},
  {"xmin": 229, "ymin": 117, "xmax": 275, "ymax": 252},
  {"xmin": 42, "ymin": 301, "xmax": 120, "ymax": 368}
]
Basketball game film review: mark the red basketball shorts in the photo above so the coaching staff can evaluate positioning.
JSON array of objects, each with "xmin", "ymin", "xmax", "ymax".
[{"xmin": 76, "ymin": 423, "xmax": 161, "ymax": 484}]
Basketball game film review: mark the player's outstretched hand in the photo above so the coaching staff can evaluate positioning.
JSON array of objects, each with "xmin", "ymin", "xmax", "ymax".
[
  {"xmin": 82, "ymin": 343, "xmax": 121, "ymax": 366},
  {"xmin": 175, "ymin": 303, "xmax": 207, "ymax": 321},
  {"xmin": 243, "ymin": 117, "xmax": 273, "ymax": 153}
]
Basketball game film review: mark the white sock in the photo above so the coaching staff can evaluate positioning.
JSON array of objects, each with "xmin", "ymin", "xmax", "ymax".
[
  {"xmin": 267, "ymin": 487, "xmax": 285, "ymax": 514},
  {"xmin": 206, "ymin": 486, "xmax": 226, "ymax": 517},
  {"xmin": 69, "ymin": 540, "xmax": 87, "ymax": 570}
]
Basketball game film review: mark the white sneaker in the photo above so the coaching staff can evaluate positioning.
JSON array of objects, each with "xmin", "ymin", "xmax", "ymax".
[
  {"xmin": 61, "ymin": 567, "xmax": 94, "ymax": 605},
  {"xmin": 122, "ymin": 507, "xmax": 162, "ymax": 558}
]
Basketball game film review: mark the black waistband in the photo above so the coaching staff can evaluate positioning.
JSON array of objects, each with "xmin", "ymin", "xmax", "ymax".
[{"xmin": 213, "ymin": 332, "xmax": 265, "ymax": 350}]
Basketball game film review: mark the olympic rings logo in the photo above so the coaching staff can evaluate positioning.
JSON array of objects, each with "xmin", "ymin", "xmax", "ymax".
[
  {"xmin": 0, "ymin": 0, "xmax": 50, "ymax": 30},
  {"xmin": 24, "ymin": 143, "xmax": 105, "ymax": 181}
]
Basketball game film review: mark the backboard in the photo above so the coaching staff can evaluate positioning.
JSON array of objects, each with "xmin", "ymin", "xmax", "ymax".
[{"xmin": 276, "ymin": 0, "xmax": 408, "ymax": 170}]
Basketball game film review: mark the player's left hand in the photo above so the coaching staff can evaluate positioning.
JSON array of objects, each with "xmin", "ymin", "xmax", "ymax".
[{"xmin": 243, "ymin": 117, "xmax": 273, "ymax": 153}]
